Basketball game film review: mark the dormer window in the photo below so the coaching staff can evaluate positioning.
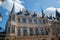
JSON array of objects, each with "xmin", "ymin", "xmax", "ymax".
[
  {"xmin": 17, "ymin": 11, "xmax": 22, "ymax": 15},
  {"xmin": 34, "ymin": 19, "xmax": 38, "ymax": 24}
]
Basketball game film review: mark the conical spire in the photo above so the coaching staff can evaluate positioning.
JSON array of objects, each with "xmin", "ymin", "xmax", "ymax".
[
  {"xmin": 17, "ymin": 11, "xmax": 22, "ymax": 15},
  {"xmin": 25, "ymin": 10, "xmax": 30, "ymax": 16},
  {"xmin": 32, "ymin": 12, "xmax": 37, "ymax": 17},
  {"xmin": 56, "ymin": 9, "xmax": 60, "ymax": 20},
  {"xmin": 10, "ymin": 2, "xmax": 15, "ymax": 14},
  {"xmin": 41, "ymin": 8, "xmax": 45, "ymax": 18}
]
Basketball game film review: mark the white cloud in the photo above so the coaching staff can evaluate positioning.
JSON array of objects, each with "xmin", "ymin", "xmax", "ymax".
[
  {"xmin": 14, "ymin": 1, "xmax": 25, "ymax": 13},
  {"xmin": 2, "ymin": 1, "xmax": 13, "ymax": 12},
  {"xmin": 0, "ymin": 0, "xmax": 25, "ymax": 15},
  {"xmin": 45, "ymin": 7, "xmax": 56, "ymax": 11},
  {"xmin": 44, "ymin": 7, "xmax": 60, "ymax": 17}
]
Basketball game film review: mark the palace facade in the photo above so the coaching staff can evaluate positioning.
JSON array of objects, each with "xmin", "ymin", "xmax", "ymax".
[
  {"xmin": 5, "ymin": 10, "xmax": 60, "ymax": 40},
  {"xmin": 0, "ymin": 0, "xmax": 60, "ymax": 40}
]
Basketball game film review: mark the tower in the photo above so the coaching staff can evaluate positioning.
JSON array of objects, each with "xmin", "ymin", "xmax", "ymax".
[
  {"xmin": 41, "ymin": 8, "xmax": 45, "ymax": 18},
  {"xmin": 56, "ymin": 10, "xmax": 60, "ymax": 20}
]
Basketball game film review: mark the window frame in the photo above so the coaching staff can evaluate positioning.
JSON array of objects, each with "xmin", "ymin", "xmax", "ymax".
[
  {"xmin": 17, "ymin": 18, "xmax": 20, "ymax": 23},
  {"xmin": 23, "ymin": 27, "xmax": 27, "ymax": 36},
  {"xmin": 35, "ymin": 27, "xmax": 39, "ymax": 35},
  {"xmin": 34, "ymin": 19, "xmax": 38, "ymax": 24},
  {"xmin": 28, "ymin": 18, "xmax": 32, "ymax": 23},
  {"xmin": 22, "ymin": 18, "xmax": 26, "ymax": 23},
  {"xmin": 29, "ymin": 28, "xmax": 34, "ymax": 35},
  {"xmin": 17, "ymin": 27, "xmax": 21, "ymax": 36}
]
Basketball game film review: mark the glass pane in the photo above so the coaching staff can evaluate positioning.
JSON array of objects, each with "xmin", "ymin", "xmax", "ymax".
[
  {"xmin": 29, "ymin": 28, "xmax": 34, "ymax": 35},
  {"xmin": 11, "ymin": 15, "xmax": 15, "ymax": 21},
  {"xmin": 28, "ymin": 18, "xmax": 32, "ymax": 23},
  {"xmin": 45, "ymin": 28, "xmax": 51, "ymax": 35},
  {"xmin": 22, "ymin": 18, "xmax": 26, "ymax": 23},
  {"xmin": 23, "ymin": 27, "xmax": 27, "ymax": 36},
  {"xmin": 40, "ymin": 28, "xmax": 44, "ymax": 35},
  {"xmin": 39, "ymin": 19, "xmax": 43, "ymax": 24},
  {"xmin": 34, "ymin": 19, "xmax": 37, "ymax": 24},
  {"xmin": 35, "ymin": 28, "xmax": 39, "ymax": 35},
  {"xmin": 18, "ymin": 18, "xmax": 20, "ymax": 23},
  {"xmin": 8, "ymin": 27, "xmax": 10, "ymax": 33},
  {"xmin": 17, "ymin": 27, "xmax": 21, "ymax": 36},
  {"xmin": 11, "ymin": 26, "xmax": 15, "ymax": 34}
]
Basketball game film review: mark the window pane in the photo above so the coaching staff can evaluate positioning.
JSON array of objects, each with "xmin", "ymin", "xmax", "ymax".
[
  {"xmin": 39, "ymin": 19, "xmax": 43, "ymax": 24},
  {"xmin": 17, "ymin": 27, "xmax": 21, "ymax": 36},
  {"xmin": 18, "ymin": 18, "xmax": 20, "ymax": 23},
  {"xmin": 40, "ymin": 28, "xmax": 45, "ymax": 35},
  {"xmin": 11, "ymin": 15, "xmax": 15, "ymax": 21},
  {"xmin": 51, "ymin": 39, "xmax": 54, "ymax": 40},
  {"xmin": 35, "ymin": 28, "xmax": 39, "ymax": 35},
  {"xmin": 11, "ymin": 26, "xmax": 15, "ymax": 34},
  {"xmin": 22, "ymin": 18, "xmax": 26, "ymax": 23},
  {"xmin": 28, "ymin": 18, "xmax": 32, "ymax": 23},
  {"xmin": 8, "ymin": 27, "xmax": 10, "ymax": 33},
  {"xmin": 34, "ymin": 19, "xmax": 37, "ymax": 24},
  {"xmin": 29, "ymin": 28, "xmax": 34, "ymax": 35},
  {"xmin": 45, "ymin": 28, "xmax": 50, "ymax": 35},
  {"xmin": 23, "ymin": 27, "xmax": 27, "ymax": 36}
]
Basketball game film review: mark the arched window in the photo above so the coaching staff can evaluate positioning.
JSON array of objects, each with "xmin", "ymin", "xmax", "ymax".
[
  {"xmin": 17, "ymin": 27, "xmax": 21, "ymax": 36},
  {"xmin": 23, "ymin": 27, "xmax": 27, "ymax": 36},
  {"xmin": 11, "ymin": 15, "xmax": 15, "ymax": 21},
  {"xmin": 29, "ymin": 28, "xmax": 34, "ymax": 35},
  {"xmin": 10, "ymin": 25, "xmax": 15, "ymax": 34},
  {"xmin": 18, "ymin": 18, "xmax": 20, "ymax": 23},
  {"xmin": 22, "ymin": 18, "xmax": 26, "ymax": 23},
  {"xmin": 34, "ymin": 19, "xmax": 38, "ymax": 24},
  {"xmin": 28, "ymin": 18, "xmax": 32, "ymax": 23},
  {"xmin": 40, "ymin": 28, "xmax": 45, "ymax": 35},
  {"xmin": 35, "ymin": 28, "xmax": 39, "ymax": 35}
]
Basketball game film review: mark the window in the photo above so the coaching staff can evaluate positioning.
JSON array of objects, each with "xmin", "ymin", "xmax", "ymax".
[
  {"xmin": 35, "ymin": 28, "xmax": 39, "ymax": 35},
  {"xmin": 40, "ymin": 28, "xmax": 45, "ymax": 35},
  {"xmin": 45, "ymin": 28, "xmax": 50, "ymax": 35},
  {"xmin": 43, "ymin": 39, "xmax": 46, "ymax": 40},
  {"xmin": 17, "ymin": 11, "xmax": 22, "ymax": 15},
  {"xmin": 8, "ymin": 27, "xmax": 10, "ymax": 33},
  {"xmin": 11, "ymin": 26, "xmax": 15, "ymax": 34},
  {"xmin": 34, "ymin": 19, "xmax": 38, "ymax": 24},
  {"xmin": 51, "ymin": 39, "xmax": 54, "ymax": 40},
  {"xmin": 39, "ymin": 19, "xmax": 43, "ymax": 24},
  {"xmin": 17, "ymin": 27, "xmax": 21, "ymax": 36},
  {"xmin": 7, "ymin": 39, "xmax": 9, "ymax": 40},
  {"xmin": 23, "ymin": 27, "xmax": 27, "ymax": 36},
  {"xmin": 18, "ymin": 18, "xmax": 20, "ymax": 23},
  {"xmin": 57, "ymin": 30, "xmax": 60, "ymax": 34},
  {"xmin": 28, "ymin": 18, "xmax": 32, "ymax": 23},
  {"xmin": 52, "ymin": 29, "xmax": 56, "ymax": 35},
  {"xmin": 29, "ymin": 28, "xmax": 34, "ymax": 35},
  {"xmin": 11, "ymin": 15, "xmax": 15, "ymax": 21},
  {"xmin": 22, "ymin": 18, "xmax": 26, "ymax": 23}
]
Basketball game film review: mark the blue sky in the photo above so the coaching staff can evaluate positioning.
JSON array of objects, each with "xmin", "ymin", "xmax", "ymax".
[
  {"xmin": 0, "ymin": 0, "xmax": 60, "ymax": 32},
  {"xmin": 23, "ymin": 0, "xmax": 60, "ymax": 12}
]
